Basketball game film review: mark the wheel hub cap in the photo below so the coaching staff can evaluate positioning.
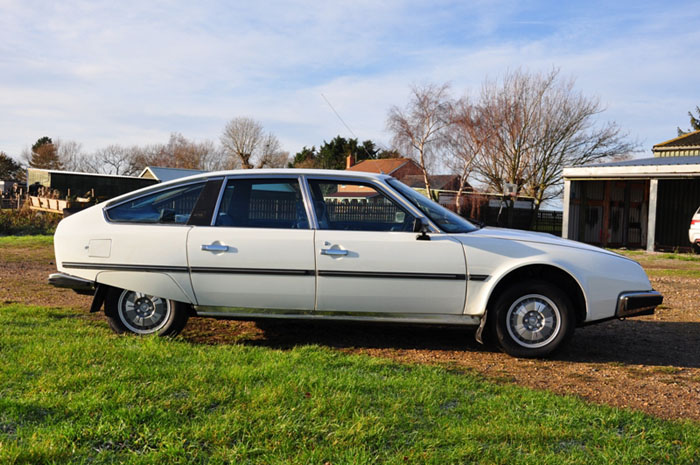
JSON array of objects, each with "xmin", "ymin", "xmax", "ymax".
[
  {"xmin": 134, "ymin": 297, "xmax": 155, "ymax": 317},
  {"xmin": 506, "ymin": 294, "xmax": 562, "ymax": 349},
  {"xmin": 117, "ymin": 291, "xmax": 171, "ymax": 334}
]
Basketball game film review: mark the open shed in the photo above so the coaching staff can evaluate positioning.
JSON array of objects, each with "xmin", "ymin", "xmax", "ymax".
[
  {"xmin": 563, "ymin": 133, "xmax": 700, "ymax": 252},
  {"xmin": 27, "ymin": 168, "xmax": 157, "ymax": 200}
]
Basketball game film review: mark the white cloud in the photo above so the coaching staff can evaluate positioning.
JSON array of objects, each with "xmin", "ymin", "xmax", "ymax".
[{"xmin": 0, "ymin": 0, "xmax": 698, "ymax": 164}]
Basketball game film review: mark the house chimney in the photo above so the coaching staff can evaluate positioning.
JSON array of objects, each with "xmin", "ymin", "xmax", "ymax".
[{"xmin": 346, "ymin": 154, "xmax": 354, "ymax": 169}]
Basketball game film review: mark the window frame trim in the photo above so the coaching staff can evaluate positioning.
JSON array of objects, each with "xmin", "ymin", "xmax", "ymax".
[
  {"xmin": 103, "ymin": 179, "xmax": 212, "ymax": 226},
  {"xmin": 210, "ymin": 175, "xmax": 313, "ymax": 230},
  {"xmin": 303, "ymin": 175, "xmax": 431, "ymax": 233}
]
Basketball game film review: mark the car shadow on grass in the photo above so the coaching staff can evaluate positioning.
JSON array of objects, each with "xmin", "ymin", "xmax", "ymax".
[
  {"xmin": 256, "ymin": 319, "xmax": 700, "ymax": 368},
  {"xmin": 186, "ymin": 318, "xmax": 489, "ymax": 353},
  {"xmin": 183, "ymin": 317, "xmax": 700, "ymax": 368}
]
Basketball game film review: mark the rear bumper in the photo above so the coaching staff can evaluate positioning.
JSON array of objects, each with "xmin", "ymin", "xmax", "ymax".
[
  {"xmin": 616, "ymin": 290, "xmax": 663, "ymax": 318},
  {"xmin": 48, "ymin": 272, "xmax": 95, "ymax": 295}
]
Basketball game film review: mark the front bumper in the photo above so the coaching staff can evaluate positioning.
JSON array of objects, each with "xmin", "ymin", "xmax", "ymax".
[
  {"xmin": 48, "ymin": 272, "xmax": 95, "ymax": 295},
  {"xmin": 616, "ymin": 290, "xmax": 663, "ymax": 318}
]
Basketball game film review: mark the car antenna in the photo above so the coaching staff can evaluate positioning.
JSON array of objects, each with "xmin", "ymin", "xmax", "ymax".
[{"xmin": 321, "ymin": 93, "xmax": 375, "ymax": 161}]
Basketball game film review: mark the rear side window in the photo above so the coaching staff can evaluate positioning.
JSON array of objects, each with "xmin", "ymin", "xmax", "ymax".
[
  {"xmin": 106, "ymin": 182, "xmax": 205, "ymax": 224},
  {"xmin": 215, "ymin": 179, "xmax": 308, "ymax": 229}
]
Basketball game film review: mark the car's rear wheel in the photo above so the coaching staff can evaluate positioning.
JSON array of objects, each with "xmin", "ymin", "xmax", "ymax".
[
  {"xmin": 104, "ymin": 288, "xmax": 188, "ymax": 336},
  {"xmin": 692, "ymin": 242, "xmax": 700, "ymax": 254},
  {"xmin": 491, "ymin": 280, "xmax": 574, "ymax": 358}
]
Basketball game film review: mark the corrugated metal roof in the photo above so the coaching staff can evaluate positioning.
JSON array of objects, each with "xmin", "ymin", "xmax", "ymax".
[
  {"xmin": 139, "ymin": 166, "xmax": 207, "ymax": 182},
  {"xmin": 588, "ymin": 156, "xmax": 700, "ymax": 168}
]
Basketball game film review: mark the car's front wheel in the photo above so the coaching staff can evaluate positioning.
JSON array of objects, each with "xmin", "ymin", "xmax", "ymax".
[
  {"xmin": 104, "ymin": 288, "xmax": 188, "ymax": 336},
  {"xmin": 491, "ymin": 280, "xmax": 574, "ymax": 358}
]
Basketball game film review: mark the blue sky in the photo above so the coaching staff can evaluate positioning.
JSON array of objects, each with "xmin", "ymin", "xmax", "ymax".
[{"xmin": 1, "ymin": 0, "xmax": 698, "ymax": 162}]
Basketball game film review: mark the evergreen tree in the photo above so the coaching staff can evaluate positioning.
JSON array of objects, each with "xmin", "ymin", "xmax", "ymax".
[
  {"xmin": 28, "ymin": 136, "xmax": 63, "ymax": 170},
  {"xmin": 0, "ymin": 152, "xmax": 24, "ymax": 180},
  {"xmin": 677, "ymin": 106, "xmax": 700, "ymax": 136},
  {"xmin": 290, "ymin": 136, "xmax": 392, "ymax": 169}
]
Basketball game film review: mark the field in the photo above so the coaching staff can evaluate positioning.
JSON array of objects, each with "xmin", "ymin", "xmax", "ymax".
[{"xmin": 1, "ymin": 236, "xmax": 699, "ymax": 463}]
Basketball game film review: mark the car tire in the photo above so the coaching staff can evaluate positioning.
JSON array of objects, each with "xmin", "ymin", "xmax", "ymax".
[
  {"xmin": 693, "ymin": 242, "xmax": 700, "ymax": 254},
  {"xmin": 491, "ymin": 280, "xmax": 574, "ymax": 358},
  {"xmin": 104, "ymin": 287, "xmax": 188, "ymax": 336}
]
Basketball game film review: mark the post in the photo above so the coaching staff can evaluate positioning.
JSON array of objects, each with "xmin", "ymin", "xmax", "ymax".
[
  {"xmin": 646, "ymin": 178, "xmax": 658, "ymax": 252},
  {"xmin": 562, "ymin": 180, "xmax": 571, "ymax": 238},
  {"xmin": 601, "ymin": 181, "xmax": 611, "ymax": 247}
]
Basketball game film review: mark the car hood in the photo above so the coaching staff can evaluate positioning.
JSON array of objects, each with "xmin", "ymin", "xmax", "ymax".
[{"xmin": 458, "ymin": 227, "xmax": 626, "ymax": 259}]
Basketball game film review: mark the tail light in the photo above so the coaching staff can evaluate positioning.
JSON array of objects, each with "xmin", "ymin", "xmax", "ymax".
[{"xmin": 692, "ymin": 220, "xmax": 700, "ymax": 226}]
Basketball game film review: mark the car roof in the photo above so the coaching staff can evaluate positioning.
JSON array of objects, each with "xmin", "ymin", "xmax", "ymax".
[
  {"xmin": 105, "ymin": 168, "xmax": 396, "ymax": 207},
  {"xmin": 166, "ymin": 168, "xmax": 394, "ymax": 185}
]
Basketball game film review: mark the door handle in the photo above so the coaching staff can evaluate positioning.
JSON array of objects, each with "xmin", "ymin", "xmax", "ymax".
[
  {"xmin": 201, "ymin": 243, "xmax": 229, "ymax": 252},
  {"xmin": 321, "ymin": 248, "xmax": 348, "ymax": 256}
]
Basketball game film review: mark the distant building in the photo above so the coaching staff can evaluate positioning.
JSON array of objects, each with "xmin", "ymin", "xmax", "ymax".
[
  {"xmin": 344, "ymin": 156, "xmax": 463, "ymax": 191},
  {"xmin": 652, "ymin": 130, "xmax": 700, "ymax": 157},
  {"xmin": 400, "ymin": 174, "xmax": 465, "ymax": 192},
  {"xmin": 345, "ymin": 156, "xmax": 422, "ymax": 178},
  {"xmin": 27, "ymin": 168, "xmax": 157, "ymax": 201},
  {"xmin": 563, "ymin": 130, "xmax": 700, "ymax": 251}
]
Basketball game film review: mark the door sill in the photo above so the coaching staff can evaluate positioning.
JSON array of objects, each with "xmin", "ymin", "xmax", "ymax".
[{"xmin": 193, "ymin": 306, "xmax": 480, "ymax": 326}]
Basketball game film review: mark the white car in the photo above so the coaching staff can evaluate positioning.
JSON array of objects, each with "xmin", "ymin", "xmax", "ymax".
[
  {"xmin": 49, "ymin": 169, "xmax": 662, "ymax": 357},
  {"xmin": 690, "ymin": 206, "xmax": 700, "ymax": 253}
]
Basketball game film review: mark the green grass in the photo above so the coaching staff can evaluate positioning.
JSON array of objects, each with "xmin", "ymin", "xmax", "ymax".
[
  {"xmin": 0, "ymin": 235, "xmax": 55, "ymax": 263},
  {"xmin": 613, "ymin": 249, "xmax": 700, "ymax": 262},
  {"xmin": 0, "ymin": 305, "xmax": 698, "ymax": 464},
  {"xmin": 646, "ymin": 268, "xmax": 700, "ymax": 279},
  {"xmin": 0, "ymin": 235, "xmax": 53, "ymax": 248}
]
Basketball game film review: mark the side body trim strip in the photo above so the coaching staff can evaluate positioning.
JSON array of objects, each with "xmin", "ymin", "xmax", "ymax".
[
  {"xmin": 318, "ymin": 270, "xmax": 467, "ymax": 280},
  {"xmin": 62, "ymin": 262, "xmax": 189, "ymax": 273},
  {"xmin": 190, "ymin": 267, "xmax": 314, "ymax": 276},
  {"xmin": 64, "ymin": 262, "xmax": 468, "ymax": 280}
]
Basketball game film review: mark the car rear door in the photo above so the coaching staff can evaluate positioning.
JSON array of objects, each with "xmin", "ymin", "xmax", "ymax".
[{"xmin": 187, "ymin": 176, "xmax": 316, "ymax": 312}]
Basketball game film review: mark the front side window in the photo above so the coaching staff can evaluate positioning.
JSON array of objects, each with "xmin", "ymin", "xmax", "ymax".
[
  {"xmin": 106, "ymin": 182, "xmax": 205, "ymax": 224},
  {"xmin": 387, "ymin": 179, "xmax": 477, "ymax": 233},
  {"xmin": 215, "ymin": 179, "xmax": 308, "ymax": 229},
  {"xmin": 308, "ymin": 179, "xmax": 414, "ymax": 231}
]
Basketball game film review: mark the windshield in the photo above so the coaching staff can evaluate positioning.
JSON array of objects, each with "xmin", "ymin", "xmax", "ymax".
[{"xmin": 387, "ymin": 179, "xmax": 478, "ymax": 233}]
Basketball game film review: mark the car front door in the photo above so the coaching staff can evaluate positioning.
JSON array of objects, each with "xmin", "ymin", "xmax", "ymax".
[
  {"xmin": 308, "ymin": 178, "xmax": 467, "ymax": 315},
  {"xmin": 187, "ymin": 177, "xmax": 316, "ymax": 313}
]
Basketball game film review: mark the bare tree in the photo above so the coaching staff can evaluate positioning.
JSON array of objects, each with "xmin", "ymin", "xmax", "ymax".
[
  {"xmin": 127, "ymin": 133, "xmax": 221, "ymax": 173},
  {"xmin": 445, "ymin": 97, "xmax": 494, "ymax": 213},
  {"xmin": 54, "ymin": 139, "xmax": 86, "ymax": 171},
  {"xmin": 249, "ymin": 132, "xmax": 289, "ymax": 168},
  {"xmin": 386, "ymin": 84, "xmax": 451, "ymax": 197},
  {"xmin": 220, "ymin": 117, "xmax": 288, "ymax": 169},
  {"xmin": 90, "ymin": 145, "xmax": 141, "ymax": 175},
  {"xmin": 474, "ymin": 68, "xmax": 636, "ymax": 210}
]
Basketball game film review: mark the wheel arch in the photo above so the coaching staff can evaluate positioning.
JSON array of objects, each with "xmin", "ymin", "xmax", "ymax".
[
  {"xmin": 91, "ymin": 282, "xmax": 196, "ymax": 316},
  {"xmin": 95, "ymin": 271, "xmax": 196, "ymax": 305},
  {"xmin": 484, "ymin": 264, "xmax": 587, "ymax": 327}
]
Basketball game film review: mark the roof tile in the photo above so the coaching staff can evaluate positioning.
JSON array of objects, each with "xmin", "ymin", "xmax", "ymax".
[
  {"xmin": 347, "ymin": 158, "xmax": 412, "ymax": 174},
  {"xmin": 653, "ymin": 130, "xmax": 700, "ymax": 149}
]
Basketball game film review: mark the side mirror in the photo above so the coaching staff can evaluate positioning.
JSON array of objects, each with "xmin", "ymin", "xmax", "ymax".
[{"xmin": 413, "ymin": 217, "xmax": 431, "ymax": 241}]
